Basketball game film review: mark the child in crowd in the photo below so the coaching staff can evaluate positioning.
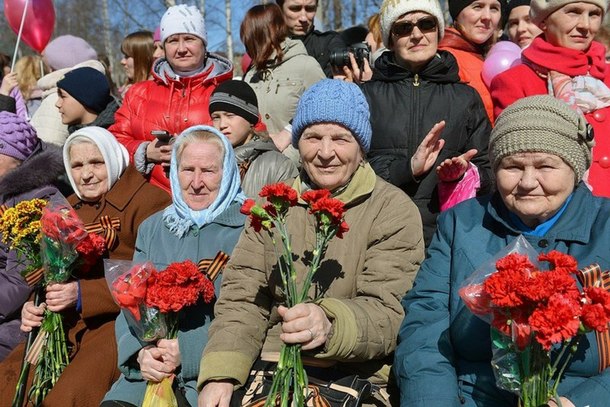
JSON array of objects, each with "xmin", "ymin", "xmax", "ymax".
[{"xmin": 55, "ymin": 67, "xmax": 118, "ymax": 134}]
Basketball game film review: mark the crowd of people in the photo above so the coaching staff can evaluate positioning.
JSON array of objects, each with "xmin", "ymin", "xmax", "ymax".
[{"xmin": 0, "ymin": 0, "xmax": 609, "ymax": 406}]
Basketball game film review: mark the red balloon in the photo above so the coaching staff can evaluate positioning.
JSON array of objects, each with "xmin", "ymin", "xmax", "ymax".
[{"xmin": 5, "ymin": 0, "xmax": 55, "ymax": 53}]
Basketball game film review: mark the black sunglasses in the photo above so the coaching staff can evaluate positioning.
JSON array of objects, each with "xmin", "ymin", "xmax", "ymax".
[{"xmin": 391, "ymin": 17, "xmax": 437, "ymax": 37}]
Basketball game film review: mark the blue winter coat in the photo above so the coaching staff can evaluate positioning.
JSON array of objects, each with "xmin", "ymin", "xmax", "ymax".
[
  {"xmin": 395, "ymin": 184, "xmax": 610, "ymax": 407},
  {"xmin": 102, "ymin": 201, "xmax": 245, "ymax": 406}
]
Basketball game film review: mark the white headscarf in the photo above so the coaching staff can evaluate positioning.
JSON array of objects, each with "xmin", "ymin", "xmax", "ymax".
[{"xmin": 63, "ymin": 126, "xmax": 129, "ymax": 200}]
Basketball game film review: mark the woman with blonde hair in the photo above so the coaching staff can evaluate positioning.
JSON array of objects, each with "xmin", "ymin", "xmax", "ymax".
[{"xmin": 14, "ymin": 55, "xmax": 45, "ymax": 117}]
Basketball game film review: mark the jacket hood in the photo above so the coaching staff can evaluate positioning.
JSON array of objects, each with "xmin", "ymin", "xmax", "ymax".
[
  {"xmin": 152, "ymin": 52, "xmax": 233, "ymax": 85},
  {"xmin": 37, "ymin": 60, "xmax": 106, "ymax": 95},
  {"xmin": 371, "ymin": 50, "xmax": 460, "ymax": 84},
  {"xmin": 267, "ymin": 38, "xmax": 309, "ymax": 68},
  {"xmin": 522, "ymin": 36, "xmax": 607, "ymax": 79},
  {"xmin": 439, "ymin": 27, "xmax": 483, "ymax": 57},
  {"xmin": 234, "ymin": 138, "xmax": 278, "ymax": 163},
  {"xmin": 0, "ymin": 142, "xmax": 65, "ymax": 200}
]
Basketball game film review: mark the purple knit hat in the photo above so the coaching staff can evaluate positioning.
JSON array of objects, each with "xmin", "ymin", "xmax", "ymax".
[
  {"xmin": 0, "ymin": 112, "xmax": 40, "ymax": 161},
  {"xmin": 43, "ymin": 35, "xmax": 98, "ymax": 71}
]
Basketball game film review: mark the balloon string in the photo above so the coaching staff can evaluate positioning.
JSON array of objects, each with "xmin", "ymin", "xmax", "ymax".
[{"xmin": 11, "ymin": 0, "xmax": 30, "ymax": 72}]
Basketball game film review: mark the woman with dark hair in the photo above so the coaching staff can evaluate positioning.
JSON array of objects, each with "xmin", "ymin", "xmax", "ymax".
[
  {"xmin": 119, "ymin": 31, "xmax": 155, "ymax": 98},
  {"xmin": 240, "ymin": 3, "xmax": 324, "ymax": 157},
  {"xmin": 439, "ymin": 0, "xmax": 506, "ymax": 121}
]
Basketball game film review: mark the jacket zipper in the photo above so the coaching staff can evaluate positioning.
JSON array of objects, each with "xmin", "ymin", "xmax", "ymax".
[{"xmin": 413, "ymin": 74, "xmax": 420, "ymax": 87}]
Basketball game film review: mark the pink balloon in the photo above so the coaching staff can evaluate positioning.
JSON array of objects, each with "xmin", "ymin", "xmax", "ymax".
[
  {"xmin": 482, "ymin": 50, "xmax": 521, "ymax": 88},
  {"xmin": 487, "ymin": 41, "xmax": 521, "ymax": 56},
  {"xmin": 5, "ymin": 0, "xmax": 55, "ymax": 53}
]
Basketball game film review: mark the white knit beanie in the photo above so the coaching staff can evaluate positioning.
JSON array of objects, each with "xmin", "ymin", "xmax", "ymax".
[
  {"xmin": 63, "ymin": 127, "xmax": 129, "ymax": 201},
  {"xmin": 530, "ymin": 0, "xmax": 607, "ymax": 25},
  {"xmin": 160, "ymin": 5, "xmax": 207, "ymax": 45},
  {"xmin": 380, "ymin": 0, "xmax": 445, "ymax": 48}
]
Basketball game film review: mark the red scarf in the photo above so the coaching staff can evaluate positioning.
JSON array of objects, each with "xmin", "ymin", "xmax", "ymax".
[{"xmin": 522, "ymin": 36, "xmax": 607, "ymax": 79}]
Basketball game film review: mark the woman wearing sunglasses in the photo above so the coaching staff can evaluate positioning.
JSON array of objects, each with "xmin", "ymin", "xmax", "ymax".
[
  {"xmin": 360, "ymin": 0, "xmax": 492, "ymax": 246},
  {"xmin": 439, "ymin": 0, "xmax": 505, "ymax": 121}
]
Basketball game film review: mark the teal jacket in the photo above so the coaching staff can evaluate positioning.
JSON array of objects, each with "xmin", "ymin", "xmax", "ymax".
[
  {"xmin": 103, "ymin": 202, "xmax": 245, "ymax": 406},
  {"xmin": 395, "ymin": 184, "xmax": 610, "ymax": 407}
]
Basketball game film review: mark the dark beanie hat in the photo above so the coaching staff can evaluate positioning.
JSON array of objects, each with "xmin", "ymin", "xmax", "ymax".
[
  {"xmin": 449, "ymin": 0, "xmax": 507, "ymax": 21},
  {"xmin": 57, "ymin": 67, "xmax": 111, "ymax": 114},
  {"xmin": 209, "ymin": 80, "xmax": 259, "ymax": 125}
]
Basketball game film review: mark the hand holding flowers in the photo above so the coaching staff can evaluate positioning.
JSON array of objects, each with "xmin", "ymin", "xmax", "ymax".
[
  {"xmin": 459, "ymin": 236, "xmax": 610, "ymax": 407},
  {"xmin": 240, "ymin": 183, "xmax": 348, "ymax": 407}
]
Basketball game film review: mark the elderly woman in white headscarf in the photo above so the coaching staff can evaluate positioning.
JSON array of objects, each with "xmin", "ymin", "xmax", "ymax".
[
  {"xmin": 102, "ymin": 125, "xmax": 246, "ymax": 407},
  {"xmin": 0, "ymin": 126, "xmax": 170, "ymax": 406}
]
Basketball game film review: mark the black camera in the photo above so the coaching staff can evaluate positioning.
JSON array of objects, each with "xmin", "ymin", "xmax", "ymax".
[{"xmin": 329, "ymin": 42, "xmax": 371, "ymax": 72}]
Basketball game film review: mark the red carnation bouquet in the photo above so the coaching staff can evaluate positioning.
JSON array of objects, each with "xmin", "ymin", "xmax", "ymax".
[
  {"xmin": 18, "ymin": 201, "xmax": 106, "ymax": 406},
  {"xmin": 459, "ymin": 236, "xmax": 610, "ymax": 407},
  {"xmin": 240, "ymin": 183, "xmax": 349, "ymax": 407},
  {"xmin": 105, "ymin": 259, "xmax": 215, "ymax": 407}
]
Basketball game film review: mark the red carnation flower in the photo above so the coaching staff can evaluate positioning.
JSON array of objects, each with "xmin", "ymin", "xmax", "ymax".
[
  {"xmin": 111, "ymin": 264, "xmax": 153, "ymax": 321},
  {"xmin": 529, "ymin": 294, "xmax": 581, "ymax": 350},
  {"xmin": 301, "ymin": 189, "xmax": 331, "ymax": 205},
  {"xmin": 146, "ymin": 260, "xmax": 215, "ymax": 313},
  {"xmin": 336, "ymin": 221, "xmax": 349, "ymax": 239},
  {"xmin": 241, "ymin": 199, "xmax": 256, "ymax": 216},
  {"xmin": 495, "ymin": 253, "xmax": 535, "ymax": 274},
  {"xmin": 309, "ymin": 197, "xmax": 346, "ymax": 224},
  {"xmin": 539, "ymin": 251, "xmax": 578, "ymax": 274},
  {"xmin": 585, "ymin": 287, "xmax": 610, "ymax": 317},
  {"xmin": 491, "ymin": 309, "xmax": 531, "ymax": 350},
  {"xmin": 582, "ymin": 303, "xmax": 610, "ymax": 332},
  {"xmin": 259, "ymin": 183, "xmax": 298, "ymax": 206},
  {"xmin": 484, "ymin": 268, "xmax": 530, "ymax": 307}
]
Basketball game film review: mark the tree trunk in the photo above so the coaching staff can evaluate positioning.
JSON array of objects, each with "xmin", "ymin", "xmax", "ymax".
[
  {"xmin": 333, "ymin": 0, "xmax": 342, "ymax": 30},
  {"xmin": 101, "ymin": 0, "xmax": 113, "ymax": 73},
  {"xmin": 351, "ymin": 0, "xmax": 357, "ymax": 26},
  {"xmin": 225, "ymin": 0, "xmax": 233, "ymax": 62},
  {"xmin": 200, "ymin": 0, "xmax": 206, "ymax": 19},
  {"xmin": 317, "ymin": 0, "xmax": 329, "ymax": 30}
]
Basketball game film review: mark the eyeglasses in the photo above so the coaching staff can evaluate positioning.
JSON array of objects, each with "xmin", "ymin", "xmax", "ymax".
[{"xmin": 391, "ymin": 18, "xmax": 437, "ymax": 37}]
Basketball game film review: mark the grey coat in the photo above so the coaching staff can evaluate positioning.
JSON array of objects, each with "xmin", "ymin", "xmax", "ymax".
[
  {"xmin": 103, "ymin": 201, "xmax": 245, "ymax": 406},
  {"xmin": 235, "ymin": 138, "xmax": 298, "ymax": 198}
]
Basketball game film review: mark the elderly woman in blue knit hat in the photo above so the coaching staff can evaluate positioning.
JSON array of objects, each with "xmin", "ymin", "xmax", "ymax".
[
  {"xmin": 198, "ymin": 79, "xmax": 424, "ymax": 407},
  {"xmin": 102, "ymin": 125, "xmax": 246, "ymax": 407}
]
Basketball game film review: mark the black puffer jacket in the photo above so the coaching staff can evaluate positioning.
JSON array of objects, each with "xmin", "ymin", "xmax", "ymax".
[
  {"xmin": 360, "ymin": 50, "xmax": 492, "ymax": 245},
  {"xmin": 294, "ymin": 27, "xmax": 347, "ymax": 77}
]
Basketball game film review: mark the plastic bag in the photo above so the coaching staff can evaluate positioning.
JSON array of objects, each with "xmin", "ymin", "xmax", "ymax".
[
  {"xmin": 438, "ymin": 163, "xmax": 480, "ymax": 212},
  {"xmin": 458, "ymin": 235, "xmax": 539, "ymax": 323},
  {"xmin": 104, "ymin": 259, "xmax": 168, "ymax": 341}
]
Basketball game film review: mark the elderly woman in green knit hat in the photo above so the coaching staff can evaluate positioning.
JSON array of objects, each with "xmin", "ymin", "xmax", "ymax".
[{"xmin": 395, "ymin": 95, "xmax": 610, "ymax": 407}]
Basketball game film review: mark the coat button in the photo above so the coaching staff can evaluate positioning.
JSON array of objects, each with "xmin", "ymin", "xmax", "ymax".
[
  {"xmin": 600, "ymin": 156, "xmax": 610, "ymax": 168},
  {"xmin": 593, "ymin": 111, "xmax": 606, "ymax": 121},
  {"xmin": 193, "ymin": 229, "xmax": 199, "ymax": 237},
  {"xmin": 265, "ymin": 113, "xmax": 270, "ymax": 119},
  {"xmin": 538, "ymin": 239, "xmax": 549, "ymax": 248}
]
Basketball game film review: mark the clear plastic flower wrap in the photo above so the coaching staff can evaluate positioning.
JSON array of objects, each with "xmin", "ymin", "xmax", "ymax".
[{"xmin": 104, "ymin": 259, "xmax": 168, "ymax": 342}]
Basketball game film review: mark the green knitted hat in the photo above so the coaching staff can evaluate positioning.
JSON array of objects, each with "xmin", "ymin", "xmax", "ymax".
[{"xmin": 490, "ymin": 95, "xmax": 594, "ymax": 182}]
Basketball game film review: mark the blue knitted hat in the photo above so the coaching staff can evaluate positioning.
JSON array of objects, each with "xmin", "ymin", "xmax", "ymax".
[
  {"xmin": 292, "ymin": 79, "xmax": 372, "ymax": 152},
  {"xmin": 57, "ymin": 67, "xmax": 111, "ymax": 114}
]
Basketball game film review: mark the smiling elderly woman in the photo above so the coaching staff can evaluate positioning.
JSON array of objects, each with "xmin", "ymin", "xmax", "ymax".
[
  {"xmin": 491, "ymin": 0, "xmax": 610, "ymax": 198},
  {"xmin": 102, "ymin": 126, "xmax": 246, "ymax": 407},
  {"xmin": 0, "ymin": 126, "xmax": 170, "ymax": 406},
  {"xmin": 395, "ymin": 95, "xmax": 610, "ymax": 407},
  {"xmin": 198, "ymin": 79, "xmax": 424, "ymax": 407}
]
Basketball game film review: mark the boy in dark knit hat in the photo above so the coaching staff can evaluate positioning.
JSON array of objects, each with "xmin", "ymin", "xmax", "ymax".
[{"xmin": 55, "ymin": 67, "xmax": 118, "ymax": 134}]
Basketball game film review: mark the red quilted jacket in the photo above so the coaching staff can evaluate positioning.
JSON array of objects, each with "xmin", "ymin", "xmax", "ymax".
[{"xmin": 109, "ymin": 54, "xmax": 233, "ymax": 192}]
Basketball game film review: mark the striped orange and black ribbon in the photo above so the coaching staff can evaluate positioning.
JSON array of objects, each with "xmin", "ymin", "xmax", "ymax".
[
  {"xmin": 578, "ymin": 263, "xmax": 610, "ymax": 372},
  {"xmin": 84, "ymin": 216, "xmax": 121, "ymax": 249},
  {"xmin": 24, "ymin": 267, "xmax": 45, "ymax": 287},
  {"xmin": 198, "ymin": 251, "xmax": 229, "ymax": 282}
]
